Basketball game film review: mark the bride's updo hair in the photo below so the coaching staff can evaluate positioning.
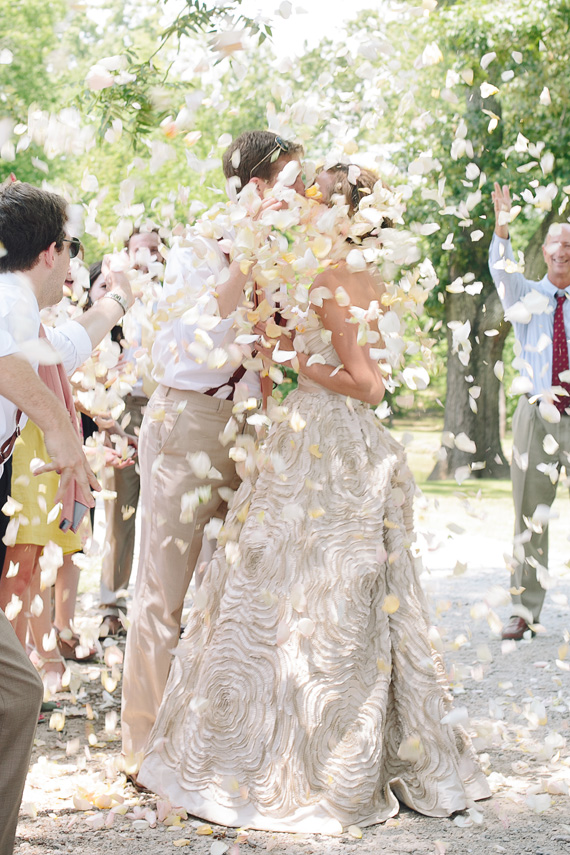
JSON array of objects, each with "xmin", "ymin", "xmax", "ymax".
[
  {"xmin": 325, "ymin": 165, "xmax": 380, "ymax": 215},
  {"xmin": 324, "ymin": 164, "xmax": 394, "ymax": 232}
]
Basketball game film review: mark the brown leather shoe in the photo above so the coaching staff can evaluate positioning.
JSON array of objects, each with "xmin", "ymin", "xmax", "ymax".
[
  {"xmin": 99, "ymin": 614, "xmax": 126, "ymax": 638},
  {"xmin": 501, "ymin": 616, "xmax": 535, "ymax": 641}
]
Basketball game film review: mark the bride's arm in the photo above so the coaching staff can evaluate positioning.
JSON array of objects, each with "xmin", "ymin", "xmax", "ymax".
[{"xmin": 293, "ymin": 274, "xmax": 385, "ymax": 406}]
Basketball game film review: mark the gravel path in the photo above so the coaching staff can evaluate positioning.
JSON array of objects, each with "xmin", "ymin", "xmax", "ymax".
[{"xmin": 13, "ymin": 499, "xmax": 570, "ymax": 855}]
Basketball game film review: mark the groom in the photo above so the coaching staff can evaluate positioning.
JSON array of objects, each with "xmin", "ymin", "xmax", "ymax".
[{"xmin": 121, "ymin": 130, "xmax": 304, "ymax": 763}]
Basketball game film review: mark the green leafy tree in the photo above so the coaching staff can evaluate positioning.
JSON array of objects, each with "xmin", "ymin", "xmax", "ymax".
[
  {"xmin": 293, "ymin": 0, "xmax": 570, "ymax": 478},
  {"xmin": 396, "ymin": 0, "xmax": 570, "ymax": 478},
  {"xmin": 0, "ymin": 0, "xmax": 68, "ymax": 183}
]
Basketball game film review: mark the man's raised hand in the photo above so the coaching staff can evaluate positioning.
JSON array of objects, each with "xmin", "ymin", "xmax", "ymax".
[{"xmin": 492, "ymin": 182, "xmax": 511, "ymax": 239}]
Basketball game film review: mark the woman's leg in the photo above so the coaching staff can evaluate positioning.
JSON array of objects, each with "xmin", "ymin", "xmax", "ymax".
[
  {"xmin": 53, "ymin": 552, "xmax": 95, "ymax": 660},
  {"xmin": 54, "ymin": 553, "xmax": 80, "ymax": 632},
  {"xmin": 0, "ymin": 544, "xmax": 42, "ymax": 647},
  {"xmin": 27, "ymin": 571, "xmax": 65, "ymax": 694}
]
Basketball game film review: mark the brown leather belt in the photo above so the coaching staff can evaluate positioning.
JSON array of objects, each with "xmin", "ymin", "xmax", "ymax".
[
  {"xmin": 204, "ymin": 364, "xmax": 247, "ymax": 399},
  {"xmin": 203, "ymin": 303, "xmax": 284, "ymax": 402}
]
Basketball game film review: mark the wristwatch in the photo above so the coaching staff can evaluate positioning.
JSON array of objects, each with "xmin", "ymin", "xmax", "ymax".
[{"xmin": 103, "ymin": 291, "xmax": 129, "ymax": 315}]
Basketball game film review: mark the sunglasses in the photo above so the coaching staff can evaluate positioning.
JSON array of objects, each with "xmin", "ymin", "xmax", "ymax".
[
  {"xmin": 62, "ymin": 237, "xmax": 82, "ymax": 259},
  {"xmin": 249, "ymin": 136, "xmax": 290, "ymax": 180}
]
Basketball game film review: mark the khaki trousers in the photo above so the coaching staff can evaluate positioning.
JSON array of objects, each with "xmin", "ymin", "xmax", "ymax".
[
  {"xmin": 121, "ymin": 385, "xmax": 245, "ymax": 759},
  {"xmin": 0, "ymin": 609, "xmax": 43, "ymax": 855},
  {"xmin": 510, "ymin": 396, "xmax": 570, "ymax": 622},
  {"xmin": 100, "ymin": 396, "xmax": 145, "ymax": 617}
]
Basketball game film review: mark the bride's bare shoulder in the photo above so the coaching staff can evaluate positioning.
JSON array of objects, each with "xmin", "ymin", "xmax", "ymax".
[{"xmin": 312, "ymin": 262, "xmax": 385, "ymax": 302}]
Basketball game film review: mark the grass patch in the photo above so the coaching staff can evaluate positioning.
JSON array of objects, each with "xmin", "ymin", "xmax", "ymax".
[
  {"xmin": 391, "ymin": 412, "xmax": 514, "ymax": 498},
  {"xmin": 391, "ymin": 411, "xmax": 569, "ymax": 563},
  {"xmin": 419, "ymin": 479, "xmax": 513, "ymax": 500}
]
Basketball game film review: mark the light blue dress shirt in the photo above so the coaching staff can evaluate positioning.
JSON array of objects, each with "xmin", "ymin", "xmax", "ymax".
[{"xmin": 489, "ymin": 234, "xmax": 570, "ymax": 398}]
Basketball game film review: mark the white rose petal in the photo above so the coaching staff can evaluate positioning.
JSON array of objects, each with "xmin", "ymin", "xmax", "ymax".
[
  {"xmin": 440, "ymin": 706, "xmax": 469, "ymax": 726},
  {"xmin": 510, "ymin": 376, "xmax": 533, "ymax": 396},
  {"xmin": 480, "ymin": 82, "xmax": 499, "ymax": 98},
  {"xmin": 289, "ymin": 411, "xmax": 306, "ymax": 432},
  {"xmin": 455, "ymin": 432, "xmax": 476, "ymax": 453},
  {"xmin": 454, "ymin": 465, "xmax": 471, "ymax": 485},
  {"xmin": 276, "ymin": 622, "xmax": 290, "ymax": 646},
  {"xmin": 543, "ymin": 434, "xmax": 559, "ymax": 455},
  {"xmin": 505, "ymin": 301, "xmax": 532, "ymax": 324},
  {"xmin": 532, "ymin": 503, "xmax": 558, "ymax": 525},
  {"xmin": 276, "ymin": 159, "xmax": 301, "ymax": 188},
  {"xmin": 85, "ymin": 64, "xmax": 115, "ymax": 91},
  {"xmin": 480, "ymin": 51, "xmax": 496, "ymax": 70},
  {"xmin": 30, "ymin": 595, "xmax": 44, "ymax": 617},
  {"xmin": 6, "ymin": 561, "xmax": 19, "ymax": 578},
  {"xmin": 39, "ymin": 541, "xmax": 63, "ymax": 589},
  {"xmin": 539, "ymin": 401, "xmax": 561, "ymax": 423},
  {"xmin": 5, "ymin": 594, "xmax": 22, "ymax": 621},
  {"xmin": 187, "ymin": 451, "xmax": 212, "ymax": 480},
  {"xmin": 525, "ymin": 793, "xmax": 551, "ymax": 814},
  {"xmin": 298, "ymin": 618, "xmax": 315, "ymax": 637},
  {"xmin": 346, "ymin": 250, "xmax": 367, "ymax": 271}
]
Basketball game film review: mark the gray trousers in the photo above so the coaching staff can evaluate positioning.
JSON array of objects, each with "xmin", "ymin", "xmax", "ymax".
[
  {"xmin": 100, "ymin": 396, "xmax": 145, "ymax": 617},
  {"xmin": 510, "ymin": 396, "xmax": 570, "ymax": 622},
  {"xmin": 0, "ymin": 610, "xmax": 43, "ymax": 855}
]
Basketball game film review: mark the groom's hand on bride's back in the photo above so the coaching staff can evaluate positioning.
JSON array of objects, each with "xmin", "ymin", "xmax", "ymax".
[{"xmin": 253, "ymin": 320, "xmax": 295, "ymax": 358}]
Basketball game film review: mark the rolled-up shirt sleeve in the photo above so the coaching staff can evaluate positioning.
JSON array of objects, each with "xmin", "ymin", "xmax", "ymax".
[
  {"xmin": 489, "ymin": 234, "xmax": 529, "ymax": 310},
  {"xmin": 45, "ymin": 320, "xmax": 92, "ymax": 375},
  {"xmin": 153, "ymin": 236, "xmax": 233, "ymax": 366},
  {"xmin": 150, "ymin": 232, "xmax": 259, "ymax": 392},
  {"xmin": 162, "ymin": 238, "xmax": 229, "ymax": 311}
]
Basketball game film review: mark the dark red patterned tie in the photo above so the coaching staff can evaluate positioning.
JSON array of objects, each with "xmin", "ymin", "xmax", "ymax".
[{"xmin": 552, "ymin": 292, "xmax": 570, "ymax": 413}]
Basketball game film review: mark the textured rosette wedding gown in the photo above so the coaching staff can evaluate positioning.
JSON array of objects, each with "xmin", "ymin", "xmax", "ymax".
[{"xmin": 138, "ymin": 324, "xmax": 491, "ymax": 834}]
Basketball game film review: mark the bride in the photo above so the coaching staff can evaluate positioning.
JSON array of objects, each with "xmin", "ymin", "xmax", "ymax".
[{"xmin": 137, "ymin": 165, "xmax": 491, "ymax": 834}]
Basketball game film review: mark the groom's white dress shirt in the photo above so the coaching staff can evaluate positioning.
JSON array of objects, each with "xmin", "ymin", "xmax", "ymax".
[{"xmin": 152, "ymin": 233, "xmax": 261, "ymax": 398}]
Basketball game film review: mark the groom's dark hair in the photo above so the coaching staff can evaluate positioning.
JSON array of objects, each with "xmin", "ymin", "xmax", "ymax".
[
  {"xmin": 222, "ymin": 130, "xmax": 303, "ymax": 192},
  {"xmin": 0, "ymin": 181, "xmax": 67, "ymax": 272}
]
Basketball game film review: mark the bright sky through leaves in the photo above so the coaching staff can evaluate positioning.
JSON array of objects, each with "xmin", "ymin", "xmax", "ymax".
[{"xmin": 237, "ymin": 0, "xmax": 387, "ymax": 56}]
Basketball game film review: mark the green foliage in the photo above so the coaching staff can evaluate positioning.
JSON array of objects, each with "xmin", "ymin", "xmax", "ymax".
[
  {"xmin": 0, "ymin": 0, "xmax": 68, "ymax": 183},
  {"xmin": 77, "ymin": 0, "xmax": 272, "ymax": 141},
  {"xmin": 2, "ymin": 0, "xmax": 568, "ymax": 300},
  {"xmin": 0, "ymin": 0, "xmax": 66, "ymax": 112}
]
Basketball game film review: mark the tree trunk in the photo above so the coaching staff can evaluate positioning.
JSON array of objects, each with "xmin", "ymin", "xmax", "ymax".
[
  {"xmin": 429, "ymin": 210, "xmax": 559, "ymax": 481},
  {"xmin": 428, "ymin": 274, "xmax": 511, "ymax": 480},
  {"xmin": 427, "ymin": 83, "xmax": 512, "ymax": 480}
]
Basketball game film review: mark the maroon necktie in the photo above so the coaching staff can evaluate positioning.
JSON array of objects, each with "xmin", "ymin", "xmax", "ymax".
[{"xmin": 552, "ymin": 292, "xmax": 570, "ymax": 413}]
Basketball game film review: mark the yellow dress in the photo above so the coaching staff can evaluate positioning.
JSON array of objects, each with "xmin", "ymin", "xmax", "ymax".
[{"xmin": 10, "ymin": 421, "xmax": 82, "ymax": 553}]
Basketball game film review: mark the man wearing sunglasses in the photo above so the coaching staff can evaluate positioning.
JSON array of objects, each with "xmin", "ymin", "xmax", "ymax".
[
  {"xmin": 121, "ymin": 130, "xmax": 305, "ymax": 766},
  {"xmin": 0, "ymin": 180, "xmax": 135, "ymax": 854}
]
